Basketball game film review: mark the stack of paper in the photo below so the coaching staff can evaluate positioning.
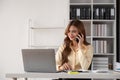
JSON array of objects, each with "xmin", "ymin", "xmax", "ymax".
[{"xmin": 115, "ymin": 62, "xmax": 120, "ymax": 71}]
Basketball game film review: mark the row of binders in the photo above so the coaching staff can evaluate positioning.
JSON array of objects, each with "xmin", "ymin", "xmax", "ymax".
[
  {"xmin": 93, "ymin": 7, "xmax": 115, "ymax": 19},
  {"xmin": 70, "ymin": 7, "xmax": 115, "ymax": 20},
  {"xmin": 70, "ymin": 7, "xmax": 91, "ymax": 19}
]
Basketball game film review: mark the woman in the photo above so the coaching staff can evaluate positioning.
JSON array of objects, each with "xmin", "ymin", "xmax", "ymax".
[{"xmin": 55, "ymin": 20, "xmax": 93, "ymax": 80}]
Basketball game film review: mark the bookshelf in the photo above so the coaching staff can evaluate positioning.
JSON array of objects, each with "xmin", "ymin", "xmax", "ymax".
[{"xmin": 69, "ymin": 0, "xmax": 116, "ymax": 80}]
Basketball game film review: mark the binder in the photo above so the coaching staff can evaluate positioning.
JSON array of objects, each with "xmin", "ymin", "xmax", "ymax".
[
  {"xmin": 110, "ymin": 7, "xmax": 115, "ymax": 19},
  {"xmin": 76, "ymin": 8, "xmax": 80, "ymax": 19}
]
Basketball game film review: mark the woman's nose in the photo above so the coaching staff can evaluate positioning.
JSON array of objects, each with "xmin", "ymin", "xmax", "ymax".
[
  {"xmin": 69, "ymin": 32, "xmax": 73, "ymax": 35},
  {"xmin": 70, "ymin": 31, "xmax": 74, "ymax": 34}
]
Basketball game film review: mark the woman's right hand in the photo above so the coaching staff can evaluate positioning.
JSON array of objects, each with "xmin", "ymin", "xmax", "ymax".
[{"xmin": 59, "ymin": 63, "xmax": 72, "ymax": 70}]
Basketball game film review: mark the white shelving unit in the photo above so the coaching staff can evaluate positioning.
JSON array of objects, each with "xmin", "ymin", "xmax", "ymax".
[{"xmin": 69, "ymin": 0, "xmax": 116, "ymax": 80}]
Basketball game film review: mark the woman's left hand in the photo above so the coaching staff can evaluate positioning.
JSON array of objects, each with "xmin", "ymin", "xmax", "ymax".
[{"xmin": 76, "ymin": 34, "xmax": 84, "ymax": 49}]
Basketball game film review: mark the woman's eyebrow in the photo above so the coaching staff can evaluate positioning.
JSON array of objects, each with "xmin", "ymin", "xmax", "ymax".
[
  {"xmin": 69, "ymin": 30, "xmax": 77, "ymax": 31},
  {"xmin": 71, "ymin": 30, "xmax": 77, "ymax": 32}
]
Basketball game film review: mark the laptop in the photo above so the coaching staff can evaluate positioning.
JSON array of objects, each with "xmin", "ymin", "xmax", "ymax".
[{"xmin": 22, "ymin": 49, "xmax": 57, "ymax": 73}]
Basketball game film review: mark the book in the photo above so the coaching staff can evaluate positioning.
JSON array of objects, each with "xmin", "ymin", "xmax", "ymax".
[
  {"xmin": 93, "ymin": 57, "xmax": 109, "ymax": 70},
  {"xmin": 110, "ymin": 7, "xmax": 115, "ymax": 19},
  {"xmin": 105, "ymin": 8, "xmax": 110, "ymax": 19},
  {"xmin": 76, "ymin": 8, "xmax": 80, "ymax": 19},
  {"xmin": 99, "ymin": 8, "xmax": 105, "ymax": 19},
  {"xmin": 85, "ymin": 7, "xmax": 91, "ymax": 19},
  {"xmin": 94, "ymin": 8, "xmax": 99, "ymax": 19}
]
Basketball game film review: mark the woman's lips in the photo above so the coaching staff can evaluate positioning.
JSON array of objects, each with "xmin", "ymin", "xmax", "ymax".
[{"xmin": 70, "ymin": 36, "xmax": 74, "ymax": 39}]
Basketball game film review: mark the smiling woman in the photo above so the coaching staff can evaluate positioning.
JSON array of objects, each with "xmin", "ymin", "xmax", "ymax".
[{"xmin": 55, "ymin": 20, "xmax": 93, "ymax": 80}]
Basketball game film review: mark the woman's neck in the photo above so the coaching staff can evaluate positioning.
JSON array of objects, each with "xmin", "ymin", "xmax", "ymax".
[
  {"xmin": 72, "ymin": 40, "xmax": 78, "ymax": 47},
  {"xmin": 71, "ymin": 40, "xmax": 86, "ymax": 49}
]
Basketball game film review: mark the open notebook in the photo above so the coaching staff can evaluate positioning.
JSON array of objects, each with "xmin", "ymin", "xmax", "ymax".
[{"xmin": 58, "ymin": 69, "xmax": 90, "ymax": 73}]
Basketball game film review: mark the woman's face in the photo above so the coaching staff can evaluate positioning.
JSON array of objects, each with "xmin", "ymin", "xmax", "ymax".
[{"xmin": 67, "ymin": 26, "xmax": 79, "ymax": 41}]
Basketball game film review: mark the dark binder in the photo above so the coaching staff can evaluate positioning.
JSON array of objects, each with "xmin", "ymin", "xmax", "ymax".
[
  {"xmin": 86, "ymin": 7, "xmax": 91, "ymax": 19},
  {"xmin": 110, "ymin": 7, "xmax": 115, "ymax": 19},
  {"xmin": 80, "ymin": 8, "xmax": 86, "ymax": 19},
  {"xmin": 70, "ymin": 8, "xmax": 76, "ymax": 19},
  {"xmin": 105, "ymin": 8, "xmax": 110, "ymax": 19},
  {"xmin": 76, "ymin": 8, "xmax": 80, "ymax": 19},
  {"xmin": 94, "ymin": 8, "xmax": 99, "ymax": 19},
  {"xmin": 99, "ymin": 8, "xmax": 105, "ymax": 19}
]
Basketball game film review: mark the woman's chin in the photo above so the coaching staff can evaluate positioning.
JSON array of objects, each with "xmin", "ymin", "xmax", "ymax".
[{"xmin": 70, "ymin": 38, "xmax": 75, "ymax": 41}]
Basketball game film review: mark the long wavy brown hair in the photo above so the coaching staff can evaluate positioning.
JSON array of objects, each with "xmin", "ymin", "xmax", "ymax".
[{"xmin": 61, "ymin": 20, "xmax": 90, "ymax": 65}]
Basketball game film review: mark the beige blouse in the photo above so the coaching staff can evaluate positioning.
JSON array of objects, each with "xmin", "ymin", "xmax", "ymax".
[{"xmin": 55, "ymin": 44, "xmax": 93, "ymax": 71}]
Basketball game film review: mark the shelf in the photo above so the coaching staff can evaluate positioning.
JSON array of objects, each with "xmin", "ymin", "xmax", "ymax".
[
  {"xmin": 93, "ymin": 0, "xmax": 116, "ymax": 4},
  {"xmin": 86, "ymin": 36, "xmax": 91, "ymax": 38},
  {"xmin": 93, "ymin": 53, "xmax": 114, "ymax": 56},
  {"xmin": 70, "ymin": 20, "xmax": 91, "ymax": 22},
  {"xmin": 70, "ymin": 0, "xmax": 91, "ymax": 4},
  {"xmin": 93, "ymin": 20, "xmax": 115, "ymax": 22},
  {"xmin": 30, "ymin": 27, "xmax": 65, "ymax": 29},
  {"xmin": 80, "ymin": 20, "xmax": 92, "ymax": 22},
  {"xmin": 70, "ymin": 3, "xmax": 91, "ymax": 5},
  {"xmin": 70, "ymin": 20, "xmax": 115, "ymax": 22},
  {"xmin": 29, "ymin": 45, "xmax": 59, "ymax": 48},
  {"xmin": 93, "ymin": 3, "xmax": 116, "ymax": 5},
  {"xmin": 93, "ymin": 36, "xmax": 114, "ymax": 38}
]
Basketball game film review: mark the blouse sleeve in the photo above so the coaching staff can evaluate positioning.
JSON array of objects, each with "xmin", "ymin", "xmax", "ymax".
[
  {"xmin": 55, "ymin": 44, "xmax": 65, "ymax": 71},
  {"xmin": 77, "ymin": 45, "xmax": 93, "ymax": 70}
]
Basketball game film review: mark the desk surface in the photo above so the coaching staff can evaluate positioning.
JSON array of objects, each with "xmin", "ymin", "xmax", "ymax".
[{"xmin": 6, "ymin": 71, "xmax": 120, "ymax": 79}]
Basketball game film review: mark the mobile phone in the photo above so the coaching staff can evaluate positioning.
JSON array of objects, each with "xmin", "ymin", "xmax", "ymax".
[
  {"xmin": 76, "ymin": 33, "xmax": 82, "ymax": 43},
  {"xmin": 76, "ymin": 38, "xmax": 79, "ymax": 43}
]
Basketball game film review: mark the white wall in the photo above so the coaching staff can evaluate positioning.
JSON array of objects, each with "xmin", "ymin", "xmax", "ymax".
[{"xmin": 0, "ymin": 0, "xmax": 69, "ymax": 80}]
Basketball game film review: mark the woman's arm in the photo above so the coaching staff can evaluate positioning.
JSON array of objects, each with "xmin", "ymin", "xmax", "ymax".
[
  {"xmin": 56, "ymin": 44, "xmax": 72, "ymax": 71},
  {"xmin": 55, "ymin": 44, "xmax": 64, "ymax": 71},
  {"xmin": 77, "ymin": 45, "xmax": 93, "ymax": 70}
]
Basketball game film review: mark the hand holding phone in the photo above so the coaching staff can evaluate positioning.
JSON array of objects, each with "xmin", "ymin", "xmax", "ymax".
[
  {"xmin": 76, "ymin": 33, "xmax": 84, "ymax": 49},
  {"xmin": 76, "ymin": 33, "xmax": 82, "ymax": 43}
]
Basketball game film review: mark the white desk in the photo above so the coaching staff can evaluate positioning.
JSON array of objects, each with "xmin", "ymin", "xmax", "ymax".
[{"xmin": 6, "ymin": 71, "xmax": 120, "ymax": 80}]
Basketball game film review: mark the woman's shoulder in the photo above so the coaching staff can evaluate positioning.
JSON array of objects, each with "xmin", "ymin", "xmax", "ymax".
[
  {"xmin": 58, "ymin": 43, "xmax": 66, "ymax": 50},
  {"xmin": 87, "ymin": 44, "xmax": 93, "ymax": 48},
  {"xmin": 86, "ymin": 44, "xmax": 93, "ymax": 50}
]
